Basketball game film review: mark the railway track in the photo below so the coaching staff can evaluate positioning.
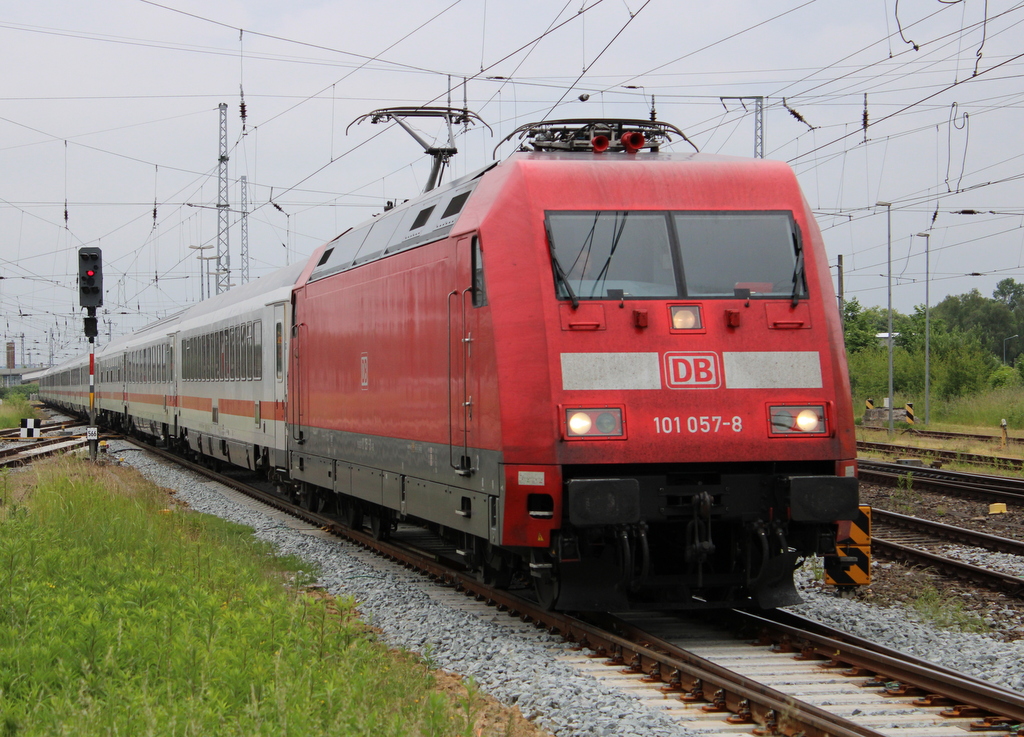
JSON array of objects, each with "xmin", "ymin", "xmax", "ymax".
[
  {"xmin": 872, "ymin": 508, "xmax": 1024, "ymax": 598},
  {"xmin": 862, "ymin": 425, "xmax": 1024, "ymax": 447},
  {"xmin": 0, "ymin": 434, "xmax": 92, "ymax": 468},
  {"xmin": 859, "ymin": 459, "xmax": 1024, "ymax": 505},
  {"xmin": 0, "ymin": 419, "xmax": 83, "ymax": 440},
  {"xmin": 857, "ymin": 440, "xmax": 1024, "ymax": 471},
  {"xmin": 112, "ymin": 437, "xmax": 1024, "ymax": 737}
]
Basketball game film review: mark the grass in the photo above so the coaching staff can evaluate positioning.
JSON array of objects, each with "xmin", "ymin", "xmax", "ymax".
[
  {"xmin": 911, "ymin": 585, "xmax": 990, "ymax": 633},
  {"xmin": 0, "ymin": 396, "xmax": 36, "ymax": 430},
  {"xmin": 889, "ymin": 472, "xmax": 919, "ymax": 514},
  {"xmin": 0, "ymin": 457, "xmax": 497, "ymax": 737}
]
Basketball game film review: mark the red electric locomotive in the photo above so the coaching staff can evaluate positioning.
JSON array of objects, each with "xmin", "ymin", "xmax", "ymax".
[{"xmin": 288, "ymin": 118, "xmax": 859, "ymax": 610}]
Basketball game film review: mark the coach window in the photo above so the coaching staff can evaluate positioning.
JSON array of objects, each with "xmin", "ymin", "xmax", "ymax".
[
  {"xmin": 234, "ymin": 325, "xmax": 242, "ymax": 380},
  {"xmin": 471, "ymin": 236, "xmax": 487, "ymax": 307},
  {"xmin": 242, "ymin": 323, "xmax": 250, "ymax": 380},
  {"xmin": 230, "ymin": 326, "xmax": 238, "ymax": 380},
  {"xmin": 240, "ymin": 323, "xmax": 248, "ymax": 379},
  {"xmin": 225, "ymin": 328, "xmax": 231, "ymax": 380},
  {"xmin": 243, "ymin": 323, "xmax": 249, "ymax": 379},
  {"xmin": 219, "ymin": 329, "xmax": 227, "ymax": 380},
  {"xmin": 275, "ymin": 321, "xmax": 283, "ymax": 381},
  {"xmin": 254, "ymin": 320, "xmax": 263, "ymax": 379}
]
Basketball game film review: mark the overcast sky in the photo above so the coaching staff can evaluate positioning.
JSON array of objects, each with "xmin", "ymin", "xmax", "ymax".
[{"xmin": 2, "ymin": 0, "xmax": 1023, "ymax": 365}]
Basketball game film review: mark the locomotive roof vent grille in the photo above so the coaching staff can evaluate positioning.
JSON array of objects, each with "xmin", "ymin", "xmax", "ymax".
[{"xmin": 494, "ymin": 118, "xmax": 698, "ymax": 156}]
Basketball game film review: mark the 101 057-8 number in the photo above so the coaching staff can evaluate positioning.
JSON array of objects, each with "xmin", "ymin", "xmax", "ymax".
[{"xmin": 654, "ymin": 416, "xmax": 743, "ymax": 434}]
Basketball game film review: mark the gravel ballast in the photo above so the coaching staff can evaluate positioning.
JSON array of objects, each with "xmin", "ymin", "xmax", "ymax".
[{"xmin": 107, "ymin": 440, "xmax": 1024, "ymax": 736}]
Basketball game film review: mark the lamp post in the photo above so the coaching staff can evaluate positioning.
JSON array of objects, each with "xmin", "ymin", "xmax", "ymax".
[
  {"xmin": 1005, "ymin": 335, "xmax": 1018, "ymax": 365},
  {"xmin": 877, "ymin": 201, "xmax": 894, "ymax": 435},
  {"xmin": 190, "ymin": 245, "xmax": 213, "ymax": 301},
  {"xmin": 198, "ymin": 254, "xmax": 219, "ymax": 301},
  {"xmin": 916, "ymin": 232, "xmax": 931, "ymax": 425}
]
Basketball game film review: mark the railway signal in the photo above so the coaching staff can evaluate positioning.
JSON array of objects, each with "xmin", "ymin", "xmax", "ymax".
[
  {"xmin": 78, "ymin": 247, "xmax": 103, "ymax": 308},
  {"xmin": 77, "ymin": 246, "xmax": 102, "ymax": 461}
]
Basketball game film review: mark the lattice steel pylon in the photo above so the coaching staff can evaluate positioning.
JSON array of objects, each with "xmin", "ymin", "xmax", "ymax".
[
  {"xmin": 753, "ymin": 96, "xmax": 764, "ymax": 159},
  {"xmin": 720, "ymin": 96, "xmax": 764, "ymax": 159},
  {"xmin": 216, "ymin": 102, "xmax": 231, "ymax": 294},
  {"xmin": 240, "ymin": 175, "xmax": 249, "ymax": 284}
]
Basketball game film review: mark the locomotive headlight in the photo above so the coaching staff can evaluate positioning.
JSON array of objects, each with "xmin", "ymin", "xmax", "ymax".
[
  {"xmin": 670, "ymin": 305, "xmax": 702, "ymax": 330},
  {"xmin": 769, "ymin": 405, "xmax": 826, "ymax": 435},
  {"xmin": 795, "ymin": 409, "xmax": 821, "ymax": 432},
  {"xmin": 595, "ymin": 412, "xmax": 618, "ymax": 434},
  {"xmin": 568, "ymin": 411, "xmax": 593, "ymax": 435},
  {"xmin": 564, "ymin": 407, "xmax": 625, "ymax": 438}
]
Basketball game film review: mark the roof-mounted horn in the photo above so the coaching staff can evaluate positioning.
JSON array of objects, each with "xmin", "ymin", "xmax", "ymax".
[{"xmin": 493, "ymin": 118, "xmax": 698, "ymax": 157}]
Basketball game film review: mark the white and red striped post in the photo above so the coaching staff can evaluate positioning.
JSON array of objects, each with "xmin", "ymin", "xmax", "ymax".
[{"xmin": 88, "ymin": 338, "xmax": 97, "ymax": 461}]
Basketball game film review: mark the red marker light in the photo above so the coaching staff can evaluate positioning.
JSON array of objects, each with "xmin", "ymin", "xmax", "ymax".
[{"xmin": 86, "ymin": 270, "xmax": 95, "ymax": 277}]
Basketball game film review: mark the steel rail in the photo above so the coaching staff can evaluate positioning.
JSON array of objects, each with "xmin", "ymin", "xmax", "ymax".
[
  {"xmin": 0, "ymin": 420, "xmax": 82, "ymax": 440},
  {"xmin": 862, "ymin": 425, "xmax": 1024, "ymax": 447},
  {"xmin": 745, "ymin": 609, "xmax": 1024, "ymax": 725},
  {"xmin": 858, "ymin": 440, "xmax": 1024, "ymax": 471},
  {"xmin": 872, "ymin": 507, "xmax": 1024, "ymax": 555},
  {"xmin": 859, "ymin": 459, "xmax": 1024, "ymax": 504},
  {"xmin": 871, "ymin": 535, "xmax": 1024, "ymax": 598},
  {"xmin": 0, "ymin": 435, "xmax": 92, "ymax": 468}
]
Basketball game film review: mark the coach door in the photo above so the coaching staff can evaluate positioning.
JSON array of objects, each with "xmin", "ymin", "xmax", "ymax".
[
  {"xmin": 274, "ymin": 303, "xmax": 288, "ymax": 449},
  {"xmin": 448, "ymin": 235, "xmax": 483, "ymax": 477},
  {"xmin": 167, "ymin": 338, "xmax": 177, "ymax": 437}
]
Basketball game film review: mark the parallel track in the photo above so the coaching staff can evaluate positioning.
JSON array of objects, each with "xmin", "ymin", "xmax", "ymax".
[
  {"xmin": 858, "ymin": 440, "xmax": 1024, "ymax": 471},
  {"xmin": 117, "ymin": 437, "xmax": 1024, "ymax": 737},
  {"xmin": 0, "ymin": 420, "xmax": 82, "ymax": 440},
  {"xmin": 871, "ymin": 508, "xmax": 1024, "ymax": 598},
  {"xmin": 859, "ymin": 459, "xmax": 1024, "ymax": 505},
  {"xmin": 0, "ymin": 435, "xmax": 92, "ymax": 468}
]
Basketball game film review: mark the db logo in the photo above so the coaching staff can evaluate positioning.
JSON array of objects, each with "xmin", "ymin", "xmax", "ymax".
[{"xmin": 664, "ymin": 352, "xmax": 721, "ymax": 389}]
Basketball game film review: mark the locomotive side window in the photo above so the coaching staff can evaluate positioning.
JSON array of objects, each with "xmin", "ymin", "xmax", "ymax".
[
  {"xmin": 472, "ymin": 236, "xmax": 487, "ymax": 307},
  {"xmin": 546, "ymin": 211, "xmax": 679, "ymax": 299},
  {"xmin": 673, "ymin": 212, "xmax": 804, "ymax": 299}
]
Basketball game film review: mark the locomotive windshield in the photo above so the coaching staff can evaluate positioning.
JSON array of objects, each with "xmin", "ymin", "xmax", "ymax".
[{"xmin": 546, "ymin": 210, "xmax": 805, "ymax": 301}]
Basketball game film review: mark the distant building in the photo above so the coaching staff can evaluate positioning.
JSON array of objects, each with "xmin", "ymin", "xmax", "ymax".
[{"xmin": 0, "ymin": 368, "xmax": 25, "ymax": 388}]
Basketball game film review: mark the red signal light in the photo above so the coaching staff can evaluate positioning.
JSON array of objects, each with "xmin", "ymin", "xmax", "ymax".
[{"xmin": 86, "ymin": 270, "xmax": 96, "ymax": 277}]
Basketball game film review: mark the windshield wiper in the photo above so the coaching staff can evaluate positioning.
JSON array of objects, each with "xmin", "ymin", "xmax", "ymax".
[
  {"xmin": 547, "ymin": 223, "xmax": 580, "ymax": 309},
  {"xmin": 790, "ymin": 228, "xmax": 804, "ymax": 307}
]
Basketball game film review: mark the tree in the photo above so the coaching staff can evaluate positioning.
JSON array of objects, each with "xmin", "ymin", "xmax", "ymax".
[
  {"xmin": 842, "ymin": 297, "xmax": 890, "ymax": 353},
  {"xmin": 932, "ymin": 289, "xmax": 1014, "ymax": 359},
  {"xmin": 994, "ymin": 278, "xmax": 1024, "ymax": 310}
]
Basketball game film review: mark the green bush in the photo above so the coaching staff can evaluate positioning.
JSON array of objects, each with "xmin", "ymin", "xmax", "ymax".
[
  {"xmin": 0, "ymin": 383, "xmax": 38, "ymax": 402},
  {"xmin": 989, "ymin": 364, "xmax": 1022, "ymax": 390},
  {"xmin": 0, "ymin": 395, "xmax": 35, "ymax": 429}
]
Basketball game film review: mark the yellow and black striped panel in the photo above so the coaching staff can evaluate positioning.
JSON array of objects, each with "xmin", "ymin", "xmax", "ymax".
[
  {"xmin": 904, "ymin": 402, "xmax": 915, "ymax": 424},
  {"xmin": 865, "ymin": 398, "xmax": 874, "ymax": 410},
  {"xmin": 825, "ymin": 505, "xmax": 871, "ymax": 586}
]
